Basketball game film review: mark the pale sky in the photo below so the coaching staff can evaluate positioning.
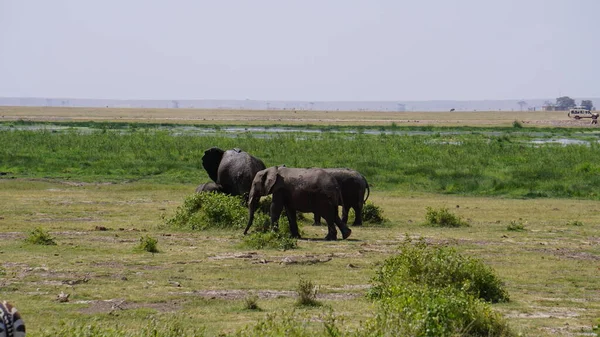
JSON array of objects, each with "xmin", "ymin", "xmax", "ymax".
[{"xmin": 1, "ymin": 0, "xmax": 598, "ymax": 101}]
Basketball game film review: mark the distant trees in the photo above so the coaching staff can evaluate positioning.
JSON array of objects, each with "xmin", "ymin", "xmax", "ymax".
[
  {"xmin": 517, "ymin": 100, "xmax": 527, "ymax": 111},
  {"xmin": 555, "ymin": 96, "xmax": 576, "ymax": 110},
  {"xmin": 581, "ymin": 100, "xmax": 594, "ymax": 111}
]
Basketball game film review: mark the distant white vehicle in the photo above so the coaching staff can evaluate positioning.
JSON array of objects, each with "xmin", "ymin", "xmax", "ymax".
[{"xmin": 568, "ymin": 107, "xmax": 593, "ymax": 119}]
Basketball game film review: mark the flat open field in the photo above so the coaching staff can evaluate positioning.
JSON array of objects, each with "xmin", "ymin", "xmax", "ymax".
[
  {"xmin": 0, "ymin": 106, "xmax": 588, "ymax": 127},
  {"xmin": 0, "ymin": 109, "xmax": 599, "ymax": 336}
]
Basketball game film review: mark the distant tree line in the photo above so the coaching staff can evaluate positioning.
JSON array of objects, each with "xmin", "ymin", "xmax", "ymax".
[{"xmin": 543, "ymin": 97, "xmax": 594, "ymax": 111}]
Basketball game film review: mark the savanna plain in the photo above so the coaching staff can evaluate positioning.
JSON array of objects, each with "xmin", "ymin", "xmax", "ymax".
[{"xmin": 0, "ymin": 107, "xmax": 599, "ymax": 336}]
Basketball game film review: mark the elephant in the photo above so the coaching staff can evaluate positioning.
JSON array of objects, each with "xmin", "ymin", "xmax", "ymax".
[
  {"xmin": 201, "ymin": 147, "xmax": 266, "ymax": 199},
  {"xmin": 244, "ymin": 166, "xmax": 352, "ymax": 240},
  {"xmin": 313, "ymin": 168, "xmax": 370, "ymax": 226},
  {"xmin": 194, "ymin": 182, "xmax": 223, "ymax": 193}
]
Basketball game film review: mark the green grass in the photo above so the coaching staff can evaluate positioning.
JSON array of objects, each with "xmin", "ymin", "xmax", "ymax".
[{"xmin": 3, "ymin": 128, "xmax": 600, "ymax": 200}]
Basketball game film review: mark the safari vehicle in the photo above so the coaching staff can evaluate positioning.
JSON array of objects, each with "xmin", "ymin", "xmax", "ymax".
[{"xmin": 568, "ymin": 107, "xmax": 593, "ymax": 119}]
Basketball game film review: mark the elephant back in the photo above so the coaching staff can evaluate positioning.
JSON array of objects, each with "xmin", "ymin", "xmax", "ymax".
[{"xmin": 219, "ymin": 149, "xmax": 267, "ymax": 196}]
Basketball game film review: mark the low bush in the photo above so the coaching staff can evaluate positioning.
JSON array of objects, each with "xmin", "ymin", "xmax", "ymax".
[
  {"xmin": 243, "ymin": 293, "xmax": 260, "ymax": 311},
  {"xmin": 295, "ymin": 278, "xmax": 321, "ymax": 307},
  {"xmin": 165, "ymin": 193, "xmax": 247, "ymax": 230},
  {"xmin": 25, "ymin": 227, "xmax": 56, "ymax": 245},
  {"xmin": 135, "ymin": 235, "xmax": 159, "ymax": 253},
  {"xmin": 567, "ymin": 220, "xmax": 584, "ymax": 226},
  {"xmin": 243, "ymin": 230, "xmax": 297, "ymax": 251},
  {"xmin": 424, "ymin": 206, "xmax": 469, "ymax": 227},
  {"xmin": 39, "ymin": 318, "xmax": 205, "ymax": 337},
  {"xmin": 361, "ymin": 202, "xmax": 387, "ymax": 225},
  {"xmin": 369, "ymin": 238, "xmax": 509, "ymax": 303},
  {"xmin": 506, "ymin": 220, "xmax": 526, "ymax": 231}
]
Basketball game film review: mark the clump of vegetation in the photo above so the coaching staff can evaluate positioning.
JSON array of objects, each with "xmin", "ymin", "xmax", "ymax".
[
  {"xmin": 506, "ymin": 220, "xmax": 526, "ymax": 231},
  {"xmin": 423, "ymin": 206, "xmax": 469, "ymax": 227},
  {"xmin": 367, "ymin": 238, "xmax": 512, "ymax": 336},
  {"xmin": 243, "ymin": 230, "xmax": 297, "ymax": 251},
  {"xmin": 243, "ymin": 293, "xmax": 260, "ymax": 311},
  {"xmin": 567, "ymin": 220, "xmax": 584, "ymax": 226},
  {"xmin": 165, "ymin": 193, "xmax": 247, "ymax": 230},
  {"xmin": 361, "ymin": 201, "xmax": 387, "ymax": 225},
  {"xmin": 370, "ymin": 238, "xmax": 509, "ymax": 303},
  {"xmin": 512, "ymin": 120, "xmax": 523, "ymax": 128},
  {"xmin": 135, "ymin": 235, "xmax": 159, "ymax": 253},
  {"xmin": 25, "ymin": 227, "xmax": 57, "ymax": 245},
  {"xmin": 296, "ymin": 278, "xmax": 321, "ymax": 307}
]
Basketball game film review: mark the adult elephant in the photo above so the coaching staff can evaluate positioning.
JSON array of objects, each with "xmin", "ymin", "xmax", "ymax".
[
  {"xmin": 313, "ymin": 168, "xmax": 370, "ymax": 226},
  {"xmin": 201, "ymin": 147, "xmax": 266, "ymax": 198},
  {"xmin": 244, "ymin": 166, "xmax": 352, "ymax": 241},
  {"xmin": 194, "ymin": 182, "xmax": 223, "ymax": 193}
]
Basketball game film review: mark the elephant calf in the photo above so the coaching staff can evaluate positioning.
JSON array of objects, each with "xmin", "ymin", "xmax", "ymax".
[
  {"xmin": 313, "ymin": 168, "xmax": 370, "ymax": 226},
  {"xmin": 195, "ymin": 182, "xmax": 223, "ymax": 194},
  {"xmin": 245, "ymin": 166, "xmax": 352, "ymax": 241}
]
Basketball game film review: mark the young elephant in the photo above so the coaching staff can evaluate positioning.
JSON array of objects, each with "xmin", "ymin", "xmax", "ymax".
[
  {"xmin": 245, "ymin": 166, "xmax": 352, "ymax": 240},
  {"xmin": 313, "ymin": 168, "xmax": 370, "ymax": 226},
  {"xmin": 194, "ymin": 182, "xmax": 223, "ymax": 194}
]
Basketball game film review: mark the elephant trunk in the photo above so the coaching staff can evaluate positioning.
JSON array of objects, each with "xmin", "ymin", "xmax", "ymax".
[{"xmin": 244, "ymin": 195, "xmax": 260, "ymax": 235}]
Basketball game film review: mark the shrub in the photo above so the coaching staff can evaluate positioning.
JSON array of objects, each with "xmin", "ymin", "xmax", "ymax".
[
  {"xmin": 361, "ymin": 201, "xmax": 387, "ymax": 225},
  {"xmin": 365, "ymin": 284, "xmax": 514, "ymax": 337},
  {"xmin": 567, "ymin": 220, "xmax": 584, "ymax": 226},
  {"xmin": 369, "ymin": 238, "xmax": 509, "ymax": 303},
  {"xmin": 506, "ymin": 220, "xmax": 526, "ymax": 231},
  {"xmin": 165, "ymin": 193, "xmax": 247, "ymax": 230},
  {"xmin": 512, "ymin": 120, "xmax": 523, "ymax": 128},
  {"xmin": 296, "ymin": 278, "xmax": 321, "ymax": 307},
  {"xmin": 135, "ymin": 235, "xmax": 159, "ymax": 253},
  {"xmin": 25, "ymin": 227, "xmax": 56, "ymax": 245},
  {"xmin": 423, "ymin": 207, "xmax": 469, "ymax": 227},
  {"xmin": 243, "ymin": 231, "xmax": 297, "ymax": 251},
  {"xmin": 243, "ymin": 293, "xmax": 260, "ymax": 311}
]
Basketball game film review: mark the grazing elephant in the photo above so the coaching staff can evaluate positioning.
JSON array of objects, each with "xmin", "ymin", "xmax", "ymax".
[
  {"xmin": 313, "ymin": 168, "xmax": 370, "ymax": 226},
  {"xmin": 244, "ymin": 166, "xmax": 352, "ymax": 240},
  {"xmin": 201, "ymin": 147, "xmax": 266, "ymax": 198},
  {"xmin": 195, "ymin": 182, "xmax": 223, "ymax": 193}
]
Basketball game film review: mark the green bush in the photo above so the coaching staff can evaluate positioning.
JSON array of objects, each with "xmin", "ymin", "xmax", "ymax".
[
  {"xmin": 165, "ymin": 193, "xmax": 247, "ymax": 230},
  {"xmin": 361, "ymin": 202, "xmax": 387, "ymax": 225},
  {"xmin": 567, "ymin": 220, "xmax": 584, "ymax": 226},
  {"xmin": 295, "ymin": 278, "xmax": 321, "ymax": 307},
  {"xmin": 243, "ymin": 230, "xmax": 297, "ymax": 251},
  {"xmin": 39, "ymin": 318, "xmax": 205, "ymax": 337},
  {"xmin": 424, "ymin": 206, "xmax": 469, "ymax": 227},
  {"xmin": 135, "ymin": 235, "xmax": 159, "ymax": 253},
  {"xmin": 369, "ymin": 238, "xmax": 509, "ymax": 303},
  {"xmin": 25, "ymin": 227, "xmax": 57, "ymax": 245},
  {"xmin": 243, "ymin": 293, "xmax": 260, "ymax": 311},
  {"xmin": 512, "ymin": 120, "xmax": 523, "ymax": 128},
  {"xmin": 506, "ymin": 220, "xmax": 526, "ymax": 231}
]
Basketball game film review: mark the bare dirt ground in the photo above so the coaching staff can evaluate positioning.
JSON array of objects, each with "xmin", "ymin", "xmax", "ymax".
[{"xmin": 0, "ymin": 106, "xmax": 591, "ymax": 127}]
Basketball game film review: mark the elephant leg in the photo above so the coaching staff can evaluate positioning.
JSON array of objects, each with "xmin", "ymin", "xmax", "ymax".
[
  {"xmin": 285, "ymin": 207, "xmax": 301, "ymax": 239},
  {"xmin": 324, "ymin": 216, "xmax": 338, "ymax": 241},
  {"xmin": 341, "ymin": 206, "xmax": 349, "ymax": 225},
  {"xmin": 335, "ymin": 214, "xmax": 352, "ymax": 240},
  {"xmin": 353, "ymin": 205, "xmax": 363, "ymax": 226},
  {"xmin": 270, "ymin": 201, "xmax": 284, "ymax": 232},
  {"xmin": 312, "ymin": 213, "xmax": 322, "ymax": 226}
]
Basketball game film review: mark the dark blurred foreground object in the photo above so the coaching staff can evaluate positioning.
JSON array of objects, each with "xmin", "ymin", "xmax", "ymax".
[{"xmin": 0, "ymin": 301, "xmax": 25, "ymax": 337}]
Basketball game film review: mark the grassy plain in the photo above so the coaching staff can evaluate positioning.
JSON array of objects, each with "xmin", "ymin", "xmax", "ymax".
[{"xmin": 0, "ymin": 107, "xmax": 599, "ymax": 336}]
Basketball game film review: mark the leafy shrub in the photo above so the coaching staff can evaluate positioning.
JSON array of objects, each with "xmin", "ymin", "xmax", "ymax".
[
  {"xmin": 361, "ymin": 201, "xmax": 387, "ymax": 225},
  {"xmin": 506, "ymin": 220, "xmax": 526, "ymax": 231},
  {"xmin": 25, "ymin": 227, "xmax": 56, "ymax": 245},
  {"xmin": 512, "ymin": 120, "xmax": 523, "ymax": 128},
  {"xmin": 243, "ymin": 231, "xmax": 297, "ymax": 251},
  {"xmin": 243, "ymin": 293, "xmax": 260, "ymax": 311},
  {"xmin": 567, "ymin": 220, "xmax": 583, "ymax": 226},
  {"xmin": 135, "ymin": 235, "xmax": 159, "ymax": 253},
  {"xmin": 424, "ymin": 206, "xmax": 469, "ymax": 227},
  {"xmin": 296, "ymin": 278, "xmax": 321, "ymax": 307},
  {"xmin": 370, "ymin": 238, "xmax": 509, "ymax": 303},
  {"xmin": 165, "ymin": 193, "xmax": 247, "ymax": 230},
  {"xmin": 365, "ymin": 284, "xmax": 514, "ymax": 337}
]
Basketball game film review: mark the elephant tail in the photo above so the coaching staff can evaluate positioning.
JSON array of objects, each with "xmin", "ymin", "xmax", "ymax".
[{"xmin": 363, "ymin": 176, "xmax": 370, "ymax": 203}]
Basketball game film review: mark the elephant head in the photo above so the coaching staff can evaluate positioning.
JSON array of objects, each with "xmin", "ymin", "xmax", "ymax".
[
  {"xmin": 245, "ymin": 166, "xmax": 280, "ymax": 234},
  {"xmin": 195, "ymin": 182, "xmax": 223, "ymax": 194}
]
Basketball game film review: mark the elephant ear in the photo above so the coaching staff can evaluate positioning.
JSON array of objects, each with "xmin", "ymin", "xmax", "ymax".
[
  {"xmin": 202, "ymin": 147, "xmax": 225, "ymax": 182},
  {"xmin": 263, "ymin": 167, "xmax": 279, "ymax": 195}
]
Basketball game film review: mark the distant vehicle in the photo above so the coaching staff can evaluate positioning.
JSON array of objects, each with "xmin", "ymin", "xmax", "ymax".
[{"xmin": 568, "ymin": 107, "xmax": 593, "ymax": 119}]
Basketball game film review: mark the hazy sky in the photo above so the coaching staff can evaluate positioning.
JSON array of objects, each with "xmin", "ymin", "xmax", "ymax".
[{"xmin": 1, "ymin": 0, "xmax": 598, "ymax": 101}]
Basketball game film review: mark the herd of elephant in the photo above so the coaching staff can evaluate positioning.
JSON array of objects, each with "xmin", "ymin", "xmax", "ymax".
[{"xmin": 195, "ymin": 147, "xmax": 370, "ymax": 241}]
